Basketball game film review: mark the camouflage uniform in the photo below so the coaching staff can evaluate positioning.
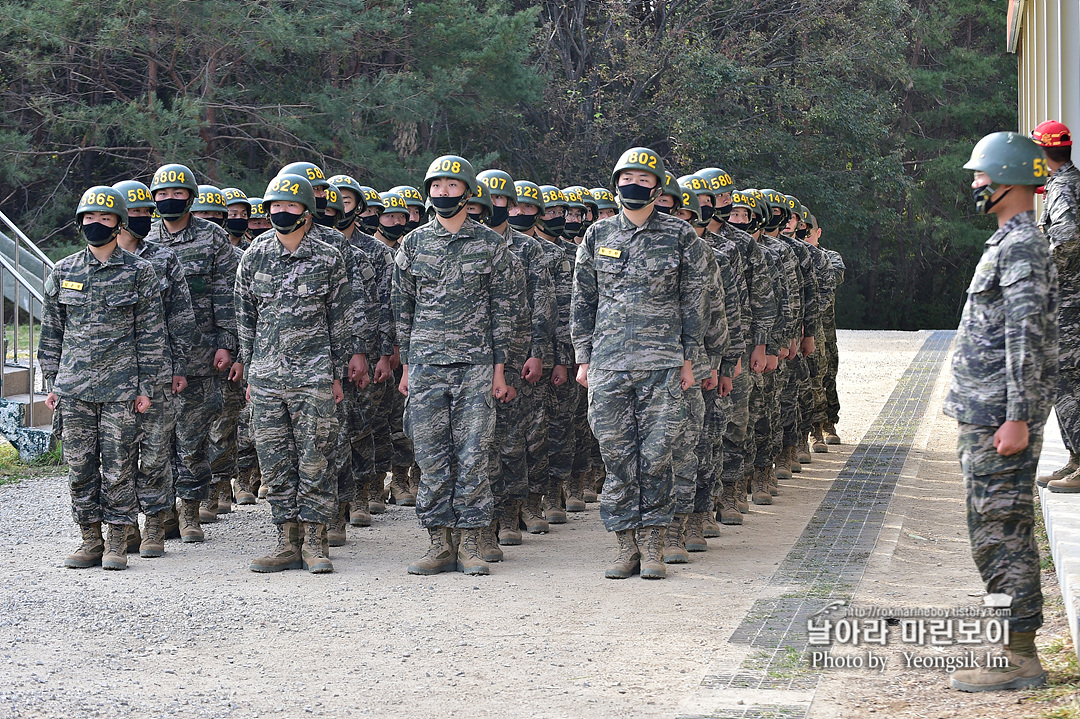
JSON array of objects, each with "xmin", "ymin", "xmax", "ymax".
[
  {"xmin": 822, "ymin": 249, "xmax": 846, "ymax": 424},
  {"xmin": 756, "ymin": 235, "xmax": 799, "ymax": 468},
  {"xmin": 943, "ymin": 210, "xmax": 1058, "ymax": 634},
  {"xmin": 393, "ymin": 217, "xmax": 514, "ymax": 529},
  {"xmin": 571, "ymin": 209, "xmax": 709, "ymax": 532},
  {"xmin": 1039, "ymin": 161, "xmax": 1080, "ymax": 453},
  {"xmin": 777, "ymin": 233, "xmax": 818, "ymax": 449},
  {"xmin": 235, "ymin": 232, "xmax": 353, "ymax": 526},
  {"xmin": 548, "ymin": 238, "xmax": 583, "ymax": 505},
  {"xmin": 144, "ymin": 216, "xmax": 238, "ymax": 502},
  {"xmin": 207, "ymin": 242, "xmax": 248, "ymax": 501},
  {"xmin": 799, "ymin": 241, "xmax": 831, "ymax": 434},
  {"xmin": 38, "ymin": 246, "xmax": 167, "ymax": 526}
]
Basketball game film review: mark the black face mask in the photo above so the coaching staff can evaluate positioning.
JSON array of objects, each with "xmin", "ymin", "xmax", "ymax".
[
  {"xmin": 974, "ymin": 185, "xmax": 1010, "ymax": 214},
  {"xmin": 728, "ymin": 219, "xmax": 753, "ymax": 233},
  {"xmin": 378, "ymin": 222, "xmax": 406, "ymax": 242},
  {"xmin": 562, "ymin": 221, "xmax": 582, "ymax": 238},
  {"xmin": 206, "ymin": 216, "xmax": 226, "ymax": 228},
  {"xmin": 580, "ymin": 220, "xmax": 593, "ymax": 235},
  {"xmin": 763, "ymin": 211, "xmax": 785, "ymax": 232},
  {"xmin": 656, "ymin": 205, "xmax": 672, "ymax": 215},
  {"xmin": 83, "ymin": 221, "xmax": 118, "ymax": 247},
  {"xmin": 617, "ymin": 183, "xmax": 655, "ymax": 211},
  {"xmin": 226, "ymin": 218, "xmax": 249, "ymax": 236},
  {"xmin": 314, "ymin": 196, "xmax": 328, "ymax": 216},
  {"xmin": 362, "ymin": 214, "xmax": 381, "ymax": 232},
  {"xmin": 405, "ymin": 219, "xmax": 422, "ymax": 232},
  {"xmin": 486, "ymin": 206, "xmax": 509, "ymax": 228},
  {"xmin": 127, "ymin": 216, "xmax": 153, "ymax": 239},
  {"xmin": 795, "ymin": 227, "xmax": 809, "ymax": 240},
  {"xmin": 156, "ymin": 197, "xmax": 189, "ymax": 221},
  {"xmin": 430, "ymin": 194, "xmax": 467, "ymax": 218},
  {"xmin": 270, "ymin": 210, "xmax": 306, "ymax": 234},
  {"xmin": 716, "ymin": 204, "xmax": 732, "ymax": 222},
  {"xmin": 336, "ymin": 209, "xmax": 357, "ymax": 232},
  {"xmin": 466, "ymin": 210, "xmax": 486, "ymax": 224},
  {"xmin": 700, "ymin": 206, "xmax": 715, "ymax": 224},
  {"xmin": 507, "ymin": 215, "xmax": 536, "ymax": 232},
  {"xmin": 540, "ymin": 216, "xmax": 565, "ymax": 236},
  {"xmin": 314, "ymin": 213, "xmax": 336, "ymax": 227}
]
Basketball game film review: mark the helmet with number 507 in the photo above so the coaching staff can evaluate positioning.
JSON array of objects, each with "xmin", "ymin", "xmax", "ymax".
[{"xmin": 964, "ymin": 131, "xmax": 1049, "ymax": 186}]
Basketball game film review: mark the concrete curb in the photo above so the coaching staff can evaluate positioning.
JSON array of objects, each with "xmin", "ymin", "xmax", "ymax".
[{"xmin": 1039, "ymin": 484, "xmax": 1080, "ymax": 667}]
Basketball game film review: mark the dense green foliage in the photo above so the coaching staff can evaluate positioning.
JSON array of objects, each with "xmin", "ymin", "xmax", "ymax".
[{"xmin": 0, "ymin": 0, "xmax": 1016, "ymax": 329}]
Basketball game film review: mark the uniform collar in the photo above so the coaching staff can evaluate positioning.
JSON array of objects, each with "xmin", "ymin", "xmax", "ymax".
[
  {"xmin": 986, "ymin": 210, "xmax": 1036, "ymax": 246},
  {"xmin": 278, "ymin": 232, "xmax": 316, "ymax": 258},
  {"xmin": 616, "ymin": 206, "xmax": 659, "ymax": 232},
  {"xmin": 84, "ymin": 244, "xmax": 126, "ymax": 267}
]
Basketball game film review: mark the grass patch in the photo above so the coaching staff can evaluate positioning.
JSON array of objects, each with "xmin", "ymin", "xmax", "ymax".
[
  {"xmin": 0, "ymin": 438, "xmax": 64, "ymax": 485},
  {"xmin": 4, "ymin": 322, "xmax": 41, "ymax": 363}
]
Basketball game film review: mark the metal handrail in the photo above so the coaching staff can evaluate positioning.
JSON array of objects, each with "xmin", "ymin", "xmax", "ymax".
[
  {"xmin": 0, "ymin": 233, "xmax": 48, "ymax": 428},
  {"xmin": 0, "ymin": 210, "xmax": 55, "ymax": 270},
  {"xmin": 0, "ymin": 210, "xmax": 53, "ymax": 374}
]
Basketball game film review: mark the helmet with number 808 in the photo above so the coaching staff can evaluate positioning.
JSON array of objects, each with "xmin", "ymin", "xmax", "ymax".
[
  {"xmin": 964, "ymin": 131, "xmax": 1050, "ymax": 186},
  {"xmin": 76, "ymin": 186, "xmax": 128, "ymax": 226}
]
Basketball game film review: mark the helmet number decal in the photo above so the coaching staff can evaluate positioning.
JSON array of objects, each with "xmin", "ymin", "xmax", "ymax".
[
  {"xmin": 269, "ymin": 177, "xmax": 301, "ymax": 195},
  {"xmin": 626, "ymin": 151, "xmax": 658, "ymax": 169},
  {"xmin": 1034, "ymin": 157, "xmax": 1048, "ymax": 178}
]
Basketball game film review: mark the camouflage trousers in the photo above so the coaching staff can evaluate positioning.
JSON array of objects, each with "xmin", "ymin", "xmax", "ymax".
[
  {"xmin": 406, "ymin": 363, "xmax": 496, "ymax": 529},
  {"xmin": 1055, "ymin": 305, "xmax": 1080, "ymax": 453},
  {"xmin": 173, "ymin": 375, "xmax": 223, "ymax": 502},
  {"xmin": 672, "ymin": 384, "xmax": 706, "ymax": 514},
  {"xmin": 570, "ymin": 382, "xmax": 596, "ymax": 477},
  {"xmin": 327, "ymin": 383, "xmax": 356, "ymax": 506},
  {"xmin": 350, "ymin": 378, "xmax": 376, "ymax": 502},
  {"xmin": 700, "ymin": 387, "xmax": 731, "ymax": 513},
  {"xmin": 134, "ymin": 386, "xmax": 179, "ymax": 516},
  {"xmin": 722, "ymin": 363, "xmax": 755, "ymax": 489},
  {"xmin": 250, "ymin": 384, "xmax": 338, "ymax": 525},
  {"xmin": 370, "ymin": 379, "xmax": 393, "ymax": 475},
  {"xmin": 810, "ymin": 323, "xmax": 830, "ymax": 427},
  {"xmin": 957, "ymin": 422, "xmax": 1044, "ymax": 633},
  {"xmin": 60, "ymin": 396, "xmax": 139, "ymax": 526},
  {"xmin": 208, "ymin": 374, "xmax": 245, "ymax": 485},
  {"xmin": 521, "ymin": 369, "xmax": 551, "ymax": 495},
  {"xmin": 492, "ymin": 368, "xmax": 527, "ymax": 511},
  {"xmin": 548, "ymin": 373, "xmax": 580, "ymax": 497},
  {"xmin": 779, "ymin": 356, "xmax": 802, "ymax": 448},
  {"xmin": 588, "ymin": 366, "xmax": 683, "ymax": 532},
  {"xmin": 752, "ymin": 367, "xmax": 780, "ymax": 469},
  {"xmin": 377, "ymin": 365, "xmax": 414, "ymax": 470},
  {"xmin": 823, "ymin": 318, "xmax": 840, "ymax": 424},
  {"xmin": 236, "ymin": 402, "xmax": 257, "ymax": 471}
]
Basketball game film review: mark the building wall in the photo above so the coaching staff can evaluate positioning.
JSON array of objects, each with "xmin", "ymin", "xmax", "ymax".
[{"xmin": 1010, "ymin": 0, "xmax": 1080, "ymax": 139}]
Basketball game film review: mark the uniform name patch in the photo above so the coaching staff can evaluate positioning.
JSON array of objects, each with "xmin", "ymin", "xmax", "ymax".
[
  {"xmin": 598, "ymin": 247, "xmax": 621, "ymax": 258},
  {"xmin": 60, "ymin": 280, "xmax": 83, "ymax": 291},
  {"xmin": 254, "ymin": 272, "xmax": 272, "ymax": 282}
]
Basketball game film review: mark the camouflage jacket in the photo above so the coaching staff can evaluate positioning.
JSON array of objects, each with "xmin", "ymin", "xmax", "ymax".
[
  {"xmin": 500, "ymin": 231, "xmax": 532, "ymax": 371},
  {"xmin": 822, "ymin": 247, "xmax": 846, "ymax": 323},
  {"xmin": 392, "ymin": 217, "xmax": 514, "ymax": 367},
  {"xmin": 144, "ymin": 215, "xmax": 238, "ymax": 376},
  {"xmin": 503, "ymin": 225, "xmax": 556, "ymax": 367},
  {"xmin": 535, "ymin": 234, "xmax": 575, "ymax": 367},
  {"xmin": 571, "ymin": 208, "xmax": 709, "ymax": 370},
  {"xmin": 1039, "ymin": 161, "xmax": 1080, "ymax": 305},
  {"xmin": 719, "ymin": 222, "xmax": 775, "ymax": 348},
  {"xmin": 780, "ymin": 233, "xmax": 820, "ymax": 337},
  {"xmin": 308, "ymin": 223, "xmax": 373, "ymax": 356},
  {"xmin": 38, "ymin": 245, "xmax": 167, "ymax": 401},
  {"xmin": 348, "ymin": 229, "xmax": 396, "ymax": 356},
  {"xmin": 704, "ymin": 232, "xmax": 746, "ymax": 375},
  {"xmin": 944, "ymin": 211, "xmax": 1058, "ymax": 426},
  {"xmin": 235, "ymin": 232, "xmax": 353, "ymax": 388},
  {"xmin": 757, "ymin": 238, "xmax": 794, "ymax": 352},
  {"xmin": 133, "ymin": 240, "xmax": 197, "ymax": 383},
  {"xmin": 692, "ymin": 235, "xmax": 730, "ymax": 380}
]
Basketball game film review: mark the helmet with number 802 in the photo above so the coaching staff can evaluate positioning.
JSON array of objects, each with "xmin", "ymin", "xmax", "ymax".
[
  {"xmin": 112, "ymin": 180, "xmax": 156, "ymax": 211},
  {"xmin": 76, "ymin": 186, "xmax": 128, "ymax": 226},
  {"xmin": 964, "ymin": 131, "xmax": 1050, "ymax": 186},
  {"xmin": 610, "ymin": 147, "xmax": 666, "ymax": 189},
  {"xmin": 263, "ymin": 173, "xmax": 317, "ymax": 214}
]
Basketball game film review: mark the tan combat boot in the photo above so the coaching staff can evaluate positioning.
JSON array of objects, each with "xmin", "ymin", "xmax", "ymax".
[
  {"xmin": 328, "ymin": 502, "xmax": 349, "ymax": 547},
  {"xmin": 249, "ymin": 522, "xmax": 302, "ymax": 572},
  {"xmin": 64, "ymin": 522, "xmax": 104, "ymax": 568},
  {"xmin": 735, "ymin": 473, "xmax": 750, "ymax": 513},
  {"xmin": 566, "ymin": 473, "xmax": 587, "ymax": 512},
  {"xmin": 234, "ymin": 467, "xmax": 257, "ymax": 505},
  {"xmin": 520, "ymin": 492, "xmax": 549, "ymax": 534},
  {"xmin": 179, "ymin": 499, "xmax": 205, "ymax": 542},
  {"xmin": 768, "ymin": 464, "xmax": 780, "ymax": 497},
  {"xmin": 102, "ymin": 524, "xmax": 129, "ymax": 570},
  {"xmin": 796, "ymin": 437, "xmax": 811, "ymax": 465},
  {"xmin": 497, "ymin": 501, "xmax": 523, "ymax": 546},
  {"xmin": 788, "ymin": 445, "xmax": 803, "ymax": 474},
  {"xmin": 811, "ymin": 424, "xmax": 828, "ymax": 453},
  {"xmin": 388, "ymin": 465, "xmax": 416, "ymax": 506},
  {"xmin": 950, "ymin": 632, "xmax": 1046, "ymax": 691},
  {"xmin": 456, "ymin": 528, "xmax": 491, "ymax": 576},
  {"xmin": 702, "ymin": 505, "xmax": 721, "ymax": 537},
  {"xmin": 605, "ymin": 529, "xmax": 640, "ymax": 579},
  {"xmin": 407, "ymin": 527, "xmax": 457, "ymax": 575},
  {"xmin": 640, "ymin": 525, "xmax": 667, "ymax": 579},
  {"xmin": 583, "ymin": 467, "xmax": 598, "ymax": 503},
  {"xmin": 752, "ymin": 467, "xmax": 773, "ymax": 505},
  {"xmin": 1048, "ymin": 468, "xmax": 1080, "ymax": 493},
  {"xmin": 350, "ymin": 482, "xmax": 371, "ymax": 527},
  {"xmin": 663, "ymin": 514, "xmax": 689, "ymax": 564},
  {"xmin": 408, "ymin": 464, "xmax": 421, "ymax": 497},
  {"xmin": 545, "ymin": 481, "xmax": 567, "ymax": 524},
  {"xmin": 479, "ymin": 520, "xmax": 503, "ymax": 562},
  {"xmin": 216, "ymin": 480, "xmax": 233, "ymax": 515},
  {"xmin": 140, "ymin": 513, "xmax": 166, "ymax": 558},
  {"xmin": 162, "ymin": 505, "xmax": 181, "ymax": 540},
  {"xmin": 773, "ymin": 451, "xmax": 792, "ymax": 480},
  {"xmin": 686, "ymin": 512, "xmax": 709, "ymax": 552},
  {"xmin": 125, "ymin": 522, "xmax": 142, "ymax": 554},
  {"xmin": 199, "ymin": 492, "xmax": 219, "ymax": 523},
  {"xmin": 1041, "ymin": 452, "xmax": 1080, "ymax": 487},
  {"xmin": 368, "ymin": 474, "xmax": 387, "ymax": 514},
  {"xmin": 593, "ymin": 464, "xmax": 607, "ymax": 495},
  {"xmin": 257, "ymin": 469, "xmax": 269, "ymax": 499},
  {"xmin": 823, "ymin": 422, "xmax": 841, "ymax": 445},
  {"xmin": 718, "ymin": 479, "xmax": 743, "ymax": 525},
  {"xmin": 301, "ymin": 523, "xmax": 334, "ymax": 573}
]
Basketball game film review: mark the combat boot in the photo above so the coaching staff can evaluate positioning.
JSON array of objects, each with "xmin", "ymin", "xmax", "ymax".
[
  {"xmin": 140, "ymin": 513, "xmax": 166, "ymax": 558},
  {"xmin": 1039, "ymin": 452, "xmax": 1080, "ymax": 487},
  {"xmin": 545, "ymin": 481, "xmax": 567, "ymax": 524},
  {"xmin": 685, "ymin": 512, "xmax": 709, "ymax": 552},
  {"xmin": 593, "ymin": 464, "xmax": 607, "ymax": 495},
  {"xmin": 718, "ymin": 479, "xmax": 743, "ymax": 525},
  {"xmin": 125, "ymin": 522, "xmax": 141, "ymax": 554},
  {"xmin": 407, "ymin": 527, "xmax": 457, "ymax": 575},
  {"xmin": 773, "ymin": 451, "xmax": 792, "ymax": 480},
  {"xmin": 178, "ymin": 499, "xmax": 205, "ymax": 543},
  {"xmin": 64, "ymin": 522, "xmax": 104, "ymax": 568},
  {"xmin": 702, "ymin": 506, "xmax": 721, "ymax": 537},
  {"xmin": 249, "ymin": 522, "xmax": 302, "ymax": 572},
  {"xmin": 566, "ymin": 473, "xmax": 587, "ymax": 512},
  {"xmin": 752, "ymin": 467, "xmax": 773, "ymax": 505},
  {"xmin": 583, "ymin": 467, "xmax": 598, "ymax": 503},
  {"xmin": 788, "ymin": 445, "xmax": 803, "ymax": 473},
  {"xmin": 327, "ymin": 502, "xmax": 348, "ymax": 547},
  {"xmin": 257, "ymin": 473, "xmax": 269, "ymax": 499},
  {"xmin": 735, "ymin": 473, "xmax": 750, "ymax": 513},
  {"xmin": 497, "ymin": 501, "xmax": 522, "ymax": 546},
  {"xmin": 823, "ymin": 422, "xmax": 841, "ymax": 445},
  {"xmin": 368, "ymin": 474, "xmax": 387, "ymax": 514},
  {"xmin": 456, "ymin": 528, "xmax": 491, "ymax": 575},
  {"xmin": 234, "ymin": 467, "xmax": 257, "ymax": 505},
  {"xmin": 605, "ymin": 529, "xmax": 640, "ymax": 579},
  {"xmin": 950, "ymin": 632, "xmax": 1045, "ymax": 692},
  {"xmin": 1048, "ymin": 468, "xmax": 1080, "ymax": 493},
  {"xmin": 216, "ymin": 480, "xmax": 233, "ymax": 515},
  {"xmin": 349, "ymin": 482, "xmax": 371, "ymax": 527},
  {"xmin": 162, "ymin": 506, "xmax": 180, "ymax": 540},
  {"xmin": 408, "ymin": 464, "xmax": 421, "ymax": 498},
  {"xmin": 768, "ymin": 465, "xmax": 780, "ymax": 497},
  {"xmin": 301, "ymin": 523, "xmax": 334, "ymax": 573},
  {"xmin": 811, "ymin": 424, "xmax": 828, "ymax": 453},
  {"xmin": 663, "ymin": 514, "xmax": 689, "ymax": 564},
  {"xmin": 102, "ymin": 524, "xmax": 128, "ymax": 570},
  {"xmin": 796, "ymin": 437, "xmax": 811, "ymax": 465},
  {"xmin": 520, "ymin": 492, "xmax": 549, "ymax": 534},
  {"xmin": 199, "ymin": 493, "xmax": 219, "ymax": 523},
  {"xmin": 479, "ymin": 520, "xmax": 503, "ymax": 562},
  {"xmin": 640, "ymin": 525, "xmax": 667, "ymax": 579},
  {"xmin": 388, "ymin": 465, "xmax": 416, "ymax": 506}
]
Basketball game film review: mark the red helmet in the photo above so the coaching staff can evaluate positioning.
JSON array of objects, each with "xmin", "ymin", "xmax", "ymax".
[{"xmin": 1032, "ymin": 120, "xmax": 1072, "ymax": 147}]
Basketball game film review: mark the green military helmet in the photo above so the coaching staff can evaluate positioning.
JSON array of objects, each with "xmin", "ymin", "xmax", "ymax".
[
  {"xmin": 678, "ymin": 174, "xmax": 714, "ymax": 199},
  {"xmin": 76, "ymin": 185, "xmax": 128, "ymax": 226},
  {"xmin": 514, "ymin": 180, "xmax": 546, "ymax": 212},
  {"xmin": 248, "ymin": 197, "xmax": 267, "ymax": 218},
  {"xmin": 964, "ymin": 131, "xmax": 1049, "ymax": 186},
  {"xmin": 222, "ymin": 187, "xmax": 248, "ymax": 207},
  {"xmin": 112, "ymin": 180, "xmax": 156, "ymax": 210},
  {"xmin": 783, "ymin": 194, "xmax": 800, "ymax": 217},
  {"xmin": 389, "ymin": 185, "xmax": 425, "ymax": 210},
  {"xmin": 279, "ymin": 161, "xmax": 329, "ymax": 189},
  {"xmin": 192, "ymin": 185, "xmax": 228, "ymax": 214},
  {"xmin": 359, "ymin": 186, "xmax": 383, "ymax": 214},
  {"xmin": 424, "ymin": 155, "xmax": 476, "ymax": 218},
  {"xmin": 324, "ymin": 183, "xmax": 345, "ymax": 216},
  {"xmin": 381, "ymin": 190, "xmax": 410, "ymax": 215},
  {"xmin": 328, "ymin": 174, "xmax": 367, "ymax": 212},
  {"xmin": 477, "ymin": 170, "xmax": 516, "ymax": 201},
  {"xmin": 562, "ymin": 185, "xmax": 588, "ymax": 212},
  {"xmin": 466, "ymin": 181, "xmax": 492, "ymax": 222},
  {"xmin": 539, "ymin": 185, "xmax": 568, "ymax": 209},
  {"xmin": 312, "ymin": 182, "xmax": 345, "ymax": 228},
  {"xmin": 757, "ymin": 189, "xmax": 788, "ymax": 229},
  {"xmin": 576, "ymin": 187, "xmax": 599, "ymax": 214},
  {"xmin": 677, "ymin": 181, "xmax": 702, "ymax": 224},
  {"xmin": 149, "ymin": 163, "xmax": 199, "ymax": 196},
  {"xmin": 696, "ymin": 167, "xmax": 735, "ymax": 195},
  {"xmin": 730, "ymin": 189, "xmax": 756, "ymax": 211},
  {"xmin": 588, "ymin": 187, "xmax": 618, "ymax": 212},
  {"xmin": 661, "ymin": 172, "xmax": 682, "ymax": 202},
  {"xmin": 610, "ymin": 146, "xmax": 666, "ymax": 188},
  {"xmin": 263, "ymin": 173, "xmax": 317, "ymax": 214}
]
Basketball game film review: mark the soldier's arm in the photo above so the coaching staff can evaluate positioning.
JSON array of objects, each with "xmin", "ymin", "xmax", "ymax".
[
  {"xmin": 211, "ymin": 233, "xmax": 239, "ymax": 353},
  {"xmin": 553, "ymin": 254, "xmax": 574, "ymax": 367},
  {"xmin": 528, "ymin": 242, "xmax": 556, "ymax": 366},
  {"xmin": 133, "ymin": 264, "xmax": 168, "ymax": 399},
  {"xmin": 375, "ymin": 249, "xmax": 396, "ymax": 356},
  {"xmin": 678, "ymin": 226, "xmax": 709, "ymax": 360},
  {"xmin": 570, "ymin": 230, "xmax": 598, "ymax": 364},
  {"xmin": 349, "ymin": 249, "xmax": 375, "ymax": 357},
  {"xmin": 234, "ymin": 253, "xmax": 257, "ymax": 368},
  {"xmin": 164, "ymin": 252, "xmax": 196, "ymax": 378},
  {"xmin": 718, "ymin": 256, "xmax": 744, "ymax": 377},
  {"xmin": 391, "ymin": 246, "xmax": 416, "ymax": 365},
  {"xmin": 37, "ymin": 270, "xmax": 64, "ymax": 388},
  {"xmin": 488, "ymin": 238, "xmax": 513, "ymax": 368},
  {"xmin": 702, "ymin": 262, "xmax": 729, "ymax": 371},
  {"xmin": 1000, "ymin": 240, "xmax": 1055, "ymax": 422},
  {"xmin": 326, "ymin": 251, "xmax": 353, "ymax": 380},
  {"xmin": 748, "ymin": 244, "xmax": 776, "ymax": 350}
]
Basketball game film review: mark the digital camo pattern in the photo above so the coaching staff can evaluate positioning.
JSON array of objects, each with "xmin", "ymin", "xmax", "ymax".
[
  {"xmin": 957, "ymin": 422, "xmax": 1044, "ymax": 633},
  {"xmin": 144, "ymin": 215, "xmax": 238, "ymax": 376},
  {"xmin": 822, "ymin": 248, "xmax": 845, "ymax": 423},
  {"xmin": 39, "ymin": 245, "xmax": 167, "ymax": 402},
  {"xmin": 349, "ymin": 229, "xmax": 396, "ymax": 357},
  {"xmin": 498, "ymin": 226, "xmax": 532, "ymax": 371},
  {"xmin": 173, "ymin": 375, "xmax": 222, "ymax": 501},
  {"xmin": 720, "ymin": 223, "xmax": 776, "ymax": 349},
  {"xmin": 702, "ymin": 233, "xmax": 743, "ymax": 376},
  {"xmin": 690, "ymin": 237, "xmax": 729, "ymax": 380},
  {"xmin": 537, "ymin": 237, "xmax": 573, "ymax": 366},
  {"xmin": 503, "ymin": 226, "xmax": 556, "ymax": 367},
  {"xmin": 134, "ymin": 387, "xmax": 179, "ymax": 516},
  {"xmin": 61, "ymin": 397, "xmax": 139, "ymax": 526},
  {"xmin": 133, "ymin": 240, "xmax": 197, "ymax": 382},
  {"xmin": 1039, "ymin": 160, "xmax": 1080, "ymax": 263},
  {"xmin": 492, "ymin": 368, "xmax": 527, "ymax": 510},
  {"xmin": 308, "ymin": 222, "xmax": 375, "ymax": 355},
  {"xmin": 672, "ymin": 384, "xmax": 705, "ymax": 514},
  {"xmin": 521, "ymin": 372, "xmax": 550, "ymax": 495},
  {"xmin": 699, "ymin": 386, "xmax": 730, "ymax": 512},
  {"xmin": 757, "ymin": 240, "xmax": 792, "ymax": 354},
  {"xmin": 721, "ymin": 369, "xmax": 754, "ymax": 500},
  {"xmin": 547, "ymin": 375, "xmax": 580, "ymax": 498},
  {"xmin": 208, "ymin": 373, "xmax": 245, "ymax": 486},
  {"xmin": 571, "ymin": 209, "xmax": 709, "ymax": 370},
  {"xmin": 944, "ymin": 211, "xmax": 1059, "ymax": 427},
  {"xmin": 392, "ymin": 217, "xmax": 514, "ymax": 367}
]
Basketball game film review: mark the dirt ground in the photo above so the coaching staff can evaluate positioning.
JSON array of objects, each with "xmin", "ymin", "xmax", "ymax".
[{"xmin": 0, "ymin": 330, "xmax": 1075, "ymax": 718}]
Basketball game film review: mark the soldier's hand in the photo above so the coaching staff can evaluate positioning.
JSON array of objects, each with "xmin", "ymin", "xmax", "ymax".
[
  {"xmin": 228, "ymin": 362, "xmax": 244, "ymax": 383},
  {"xmin": 733, "ymin": 357, "xmax": 743, "ymax": 379},
  {"xmin": 800, "ymin": 336, "xmax": 816, "ymax": 357},
  {"xmin": 750, "ymin": 345, "xmax": 766, "ymax": 374},
  {"xmin": 680, "ymin": 360, "xmax": 695, "ymax": 391},
  {"xmin": 522, "ymin": 357, "xmax": 543, "ymax": 384},
  {"xmin": 375, "ymin": 355, "xmax": 393, "ymax": 383},
  {"xmin": 492, "ymin": 372, "xmax": 509, "ymax": 402},
  {"xmin": 788, "ymin": 339, "xmax": 798, "ymax": 358},
  {"xmin": 778, "ymin": 347, "xmax": 790, "ymax": 360},
  {"xmin": 576, "ymin": 363, "xmax": 589, "ymax": 389},
  {"xmin": 995, "ymin": 420, "xmax": 1029, "ymax": 456},
  {"xmin": 246, "ymin": 385, "xmax": 252, "ymax": 403},
  {"xmin": 172, "ymin": 375, "xmax": 188, "ymax": 394},
  {"xmin": 719, "ymin": 376, "xmax": 733, "ymax": 397},
  {"xmin": 398, "ymin": 365, "xmax": 409, "ymax": 396},
  {"xmin": 134, "ymin": 395, "xmax": 151, "ymax": 414},
  {"xmin": 702, "ymin": 370, "xmax": 718, "ymax": 391},
  {"xmin": 348, "ymin": 354, "xmax": 370, "ymax": 389},
  {"xmin": 332, "ymin": 380, "xmax": 344, "ymax": 404},
  {"xmin": 390, "ymin": 347, "xmax": 402, "ymax": 371},
  {"xmin": 552, "ymin": 364, "xmax": 568, "ymax": 386},
  {"xmin": 765, "ymin": 355, "xmax": 779, "ymax": 373},
  {"xmin": 45, "ymin": 392, "xmax": 58, "ymax": 410},
  {"xmin": 504, "ymin": 385, "xmax": 517, "ymax": 402},
  {"xmin": 213, "ymin": 349, "xmax": 232, "ymax": 372}
]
